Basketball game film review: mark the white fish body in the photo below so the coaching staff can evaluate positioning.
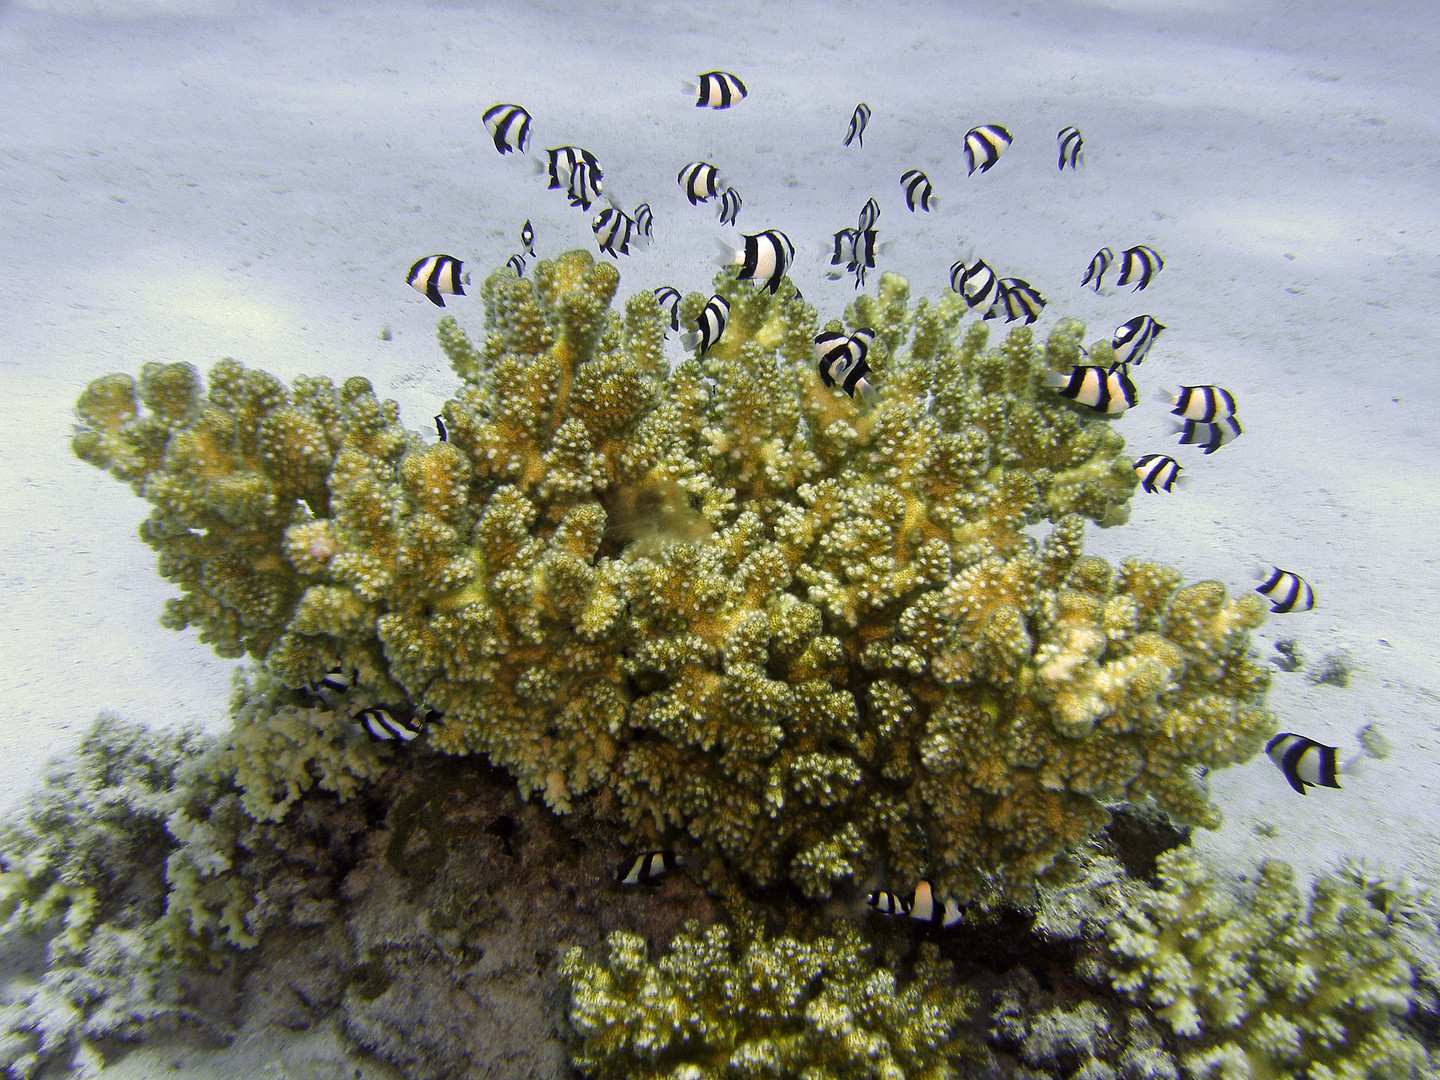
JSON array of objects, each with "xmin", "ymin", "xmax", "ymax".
[
  {"xmin": 964, "ymin": 123, "xmax": 1012, "ymax": 174},
  {"xmin": 406, "ymin": 254, "xmax": 470, "ymax": 307},
  {"xmin": 1256, "ymin": 567, "xmax": 1315, "ymax": 613},
  {"xmin": 1047, "ymin": 366, "xmax": 1137, "ymax": 415},
  {"xmin": 688, "ymin": 71, "xmax": 747, "ymax": 108}
]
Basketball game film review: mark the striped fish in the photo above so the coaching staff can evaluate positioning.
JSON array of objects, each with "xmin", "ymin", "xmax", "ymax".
[
  {"xmin": 592, "ymin": 207, "xmax": 637, "ymax": 257},
  {"xmin": 723, "ymin": 229, "xmax": 794, "ymax": 294},
  {"xmin": 717, "ymin": 186, "xmax": 742, "ymax": 226},
  {"xmin": 1174, "ymin": 416, "xmax": 1242, "ymax": 454},
  {"xmin": 1111, "ymin": 315, "xmax": 1165, "ymax": 367},
  {"xmin": 964, "ymin": 123, "xmax": 1012, "ymax": 174},
  {"xmin": 1266, "ymin": 733, "xmax": 1342, "ymax": 794},
  {"xmin": 1134, "ymin": 453, "xmax": 1182, "ymax": 493},
  {"xmin": 900, "ymin": 169, "xmax": 935, "ymax": 212},
  {"xmin": 690, "ymin": 71, "xmax": 746, "ymax": 109},
  {"xmin": 856, "ymin": 197, "xmax": 880, "ymax": 232},
  {"xmin": 866, "ymin": 889, "xmax": 909, "ymax": 916},
  {"xmin": 306, "ymin": 665, "xmax": 354, "ymax": 695},
  {"xmin": 506, "ymin": 252, "xmax": 526, "ymax": 276},
  {"xmin": 1057, "ymin": 125, "xmax": 1083, "ymax": 170},
  {"xmin": 520, "ymin": 219, "xmax": 535, "ymax": 255},
  {"xmin": 434, "ymin": 415, "xmax": 447, "ymax": 442},
  {"xmin": 653, "ymin": 285, "xmax": 681, "ymax": 332},
  {"xmin": 850, "ymin": 229, "xmax": 879, "ymax": 288},
  {"xmin": 354, "ymin": 706, "xmax": 422, "ymax": 743},
  {"xmin": 482, "ymin": 103, "xmax": 531, "ymax": 155},
  {"xmin": 950, "ymin": 258, "xmax": 1000, "ymax": 313},
  {"xmin": 677, "ymin": 160, "xmax": 724, "ymax": 205},
  {"xmin": 814, "ymin": 328, "xmax": 878, "ymax": 404},
  {"xmin": 634, "ymin": 203, "xmax": 654, "ymax": 239},
  {"xmin": 566, "ymin": 159, "xmax": 603, "ymax": 210},
  {"xmin": 616, "ymin": 850, "xmax": 684, "ymax": 885},
  {"xmin": 679, "ymin": 294, "xmax": 729, "ymax": 353},
  {"xmin": 844, "ymin": 102, "xmax": 872, "ymax": 147},
  {"xmin": 1166, "ymin": 385, "xmax": 1237, "ymax": 422},
  {"xmin": 1082, "ymin": 247, "xmax": 1113, "ymax": 291},
  {"xmin": 406, "ymin": 255, "xmax": 469, "ymax": 307},
  {"xmin": 543, "ymin": 146, "xmax": 600, "ymax": 190},
  {"xmin": 908, "ymin": 881, "xmax": 964, "ymax": 928},
  {"xmin": 826, "ymin": 228, "xmax": 859, "ymax": 278},
  {"xmin": 1116, "ymin": 245, "xmax": 1164, "ymax": 291},
  {"xmin": 1048, "ymin": 366, "xmax": 1138, "ymax": 415},
  {"xmin": 1256, "ymin": 567, "xmax": 1315, "ymax": 613},
  {"xmin": 988, "ymin": 278, "xmax": 1045, "ymax": 324}
]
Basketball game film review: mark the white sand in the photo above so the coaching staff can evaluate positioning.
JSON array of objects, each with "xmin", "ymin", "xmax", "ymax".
[{"xmin": 1, "ymin": 0, "xmax": 1437, "ymax": 890}]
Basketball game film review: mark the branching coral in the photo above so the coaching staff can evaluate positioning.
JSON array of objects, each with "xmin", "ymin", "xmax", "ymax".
[
  {"xmin": 1104, "ymin": 848, "xmax": 1432, "ymax": 1080},
  {"xmin": 74, "ymin": 250, "xmax": 1274, "ymax": 902},
  {"xmin": 559, "ymin": 919, "xmax": 978, "ymax": 1080}
]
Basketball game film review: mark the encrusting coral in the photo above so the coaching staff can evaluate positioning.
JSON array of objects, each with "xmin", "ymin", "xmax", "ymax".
[
  {"xmin": 560, "ymin": 919, "xmax": 979, "ymax": 1080},
  {"xmin": 73, "ymin": 250, "xmax": 1274, "ymax": 903}
]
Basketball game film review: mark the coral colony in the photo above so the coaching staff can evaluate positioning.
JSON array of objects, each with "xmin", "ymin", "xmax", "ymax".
[{"xmin": 0, "ymin": 77, "xmax": 1430, "ymax": 1080}]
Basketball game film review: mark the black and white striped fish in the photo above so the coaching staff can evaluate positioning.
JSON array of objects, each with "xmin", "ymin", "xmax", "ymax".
[
  {"xmin": 653, "ymin": 285, "xmax": 681, "ymax": 332},
  {"xmin": 677, "ymin": 160, "xmax": 724, "ymax": 205},
  {"xmin": 506, "ymin": 253, "xmax": 526, "ymax": 276},
  {"xmin": 482, "ymin": 103, "xmax": 531, "ymax": 155},
  {"xmin": 592, "ymin": 207, "xmax": 637, "ymax": 257},
  {"xmin": 850, "ymin": 229, "xmax": 879, "ymax": 288},
  {"xmin": 406, "ymin": 255, "xmax": 469, "ymax": 307},
  {"xmin": 827, "ymin": 228, "xmax": 859, "ymax": 277},
  {"xmin": 987, "ymin": 278, "xmax": 1046, "ymax": 324},
  {"xmin": 1057, "ymin": 126, "xmax": 1083, "ymax": 170},
  {"xmin": 717, "ymin": 186, "xmax": 742, "ymax": 226},
  {"xmin": 866, "ymin": 889, "xmax": 909, "ymax": 916},
  {"xmin": 1082, "ymin": 247, "xmax": 1113, "ymax": 291},
  {"xmin": 566, "ymin": 160, "xmax": 603, "ymax": 210},
  {"xmin": 721, "ymin": 229, "xmax": 794, "ymax": 294},
  {"xmin": 964, "ymin": 123, "xmax": 1012, "ymax": 174},
  {"xmin": 306, "ymin": 665, "xmax": 355, "ymax": 695},
  {"xmin": 900, "ymin": 169, "xmax": 935, "ymax": 212},
  {"xmin": 1174, "ymin": 416, "xmax": 1242, "ymax": 454},
  {"xmin": 1111, "ymin": 315, "xmax": 1165, "ymax": 368},
  {"xmin": 434, "ymin": 415, "xmax": 447, "ymax": 442},
  {"xmin": 908, "ymin": 881, "xmax": 963, "ymax": 928},
  {"xmin": 1116, "ymin": 245, "xmax": 1164, "ymax": 291},
  {"xmin": 1134, "ymin": 453, "xmax": 1182, "ymax": 493},
  {"xmin": 815, "ymin": 329, "xmax": 877, "ymax": 404},
  {"xmin": 856, "ymin": 197, "xmax": 880, "ymax": 233},
  {"xmin": 634, "ymin": 203, "xmax": 654, "ymax": 239},
  {"xmin": 679, "ymin": 294, "xmax": 729, "ymax": 352},
  {"xmin": 543, "ymin": 146, "xmax": 600, "ymax": 190},
  {"xmin": 1256, "ymin": 567, "xmax": 1315, "ymax": 613},
  {"xmin": 950, "ymin": 258, "xmax": 1000, "ymax": 313},
  {"xmin": 520, "ymin": 219, "xmax": 535, "ymax": 255},
  {"xmin": 616, "ymin": 850, "xmax": 684, "ymax": 885},
  {"xmin": 844, "ymin": 102, "xmax": 872, "ymax": 147},
  {"xmin": 1266, "ymin": 733, "xmax": 1349, "ymax": 794},
  {"xmin": 1047, "ymin": 366, "xmax": 1138, "ymax": 415},
  {"xmin": 689, "ymin": 71, "xmax": 746, "ymax": 109},
  {"xmin": 354, "ymin": 706, "xmax": 422, "ymax": 743},
  {"xmin": 1165, "ymin": 385, "xmax": 1237, "ymax": 422}
]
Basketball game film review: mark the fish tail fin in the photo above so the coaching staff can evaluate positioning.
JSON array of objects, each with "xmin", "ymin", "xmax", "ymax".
[
  {"xmin": 1042, "ymin": 369, "xmax": 1069, "ymax": 390},
  {"xmin": 714, "ymin": 237, "xmax": 738, "ymax": 268},
  {"xmin": 1340, "ymin": 751, "xmax": 1366, "ymax": 778},
  {"xmin": 681, "ymin": 79, "xmax": 697, "ymax": 96},
  {"xmin": 1154, "ymin": 385, "xmax": 1176, "ymax": 407},
  {"xmin": 677, "ymin": 329, "xmax": 701, "ymax": 351}
]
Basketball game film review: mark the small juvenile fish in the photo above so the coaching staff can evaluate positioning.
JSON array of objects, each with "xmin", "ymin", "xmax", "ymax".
[
  {"xmin": 1134, "ymin": 453, "xmax": 1182, "ymax": 492},
  {"xmin": 1057, "ymin": 125, "xmax": 1083, "ymax": 170},
  {"xmin": 616, "ymin": 850, "xmax": 684, "ymax": 885},
  {"xmin": 1166, "ymin": 385, "xmax": 1237, "ymax": 422},
  {"xmin": 677, "ymin": 160, "xmax": 724, "ymax": 205},
  {"xmin": 353, "ymin": 706, "xmax": 422, "ymax": 743},
  {"xmin": 722, "ymin": 229, "xmax": 795, "ymax": 294},
  {"xmin": 950, "ymin": 258, "xmax": 1000, "ymax": 312},
  {"xmin": 964, "ymin": 123, "xmax": 1012, "ymax": 174},
  {"xmin": 506, "ymin": 252, "xmax": 526, "ymax": 276},
  {"xmin": 434, "ymin": 415, "xmax": 447, "ymax": 442},
  {"xmin": 592, "ymin": 206, "xmax": 637, "ymax": 256},
  {"xmin": 900, "ymin": 169, "xmax": 935, "ymax": 212},
  {"xmin": 406, "ymin": 255, "xmax": 469, "ymax": 307},
  {"xmin": 1174, "ymin": 416, "xmax": 1242, "ymax": 454},
  {"xmin": 1111, "ymin": 315, "xmax": 1166, "ymax": 368},
  {"xmin": 827, "ymin": 228, "xmax": 859, "ymax": 277},
  {"xmin": 482, "ymin": 103, "xmax": 531, "ymax": 155},
  {"xmin": 1082, "ymin": 247, "xmax": 1113, "ymax": 291},
  {"xmin": 653, "ymin": 285, "xmax": 681, "ymax": 331},
  {"xmin": 566, "ymin": 159, "xmax": 603, "ymax": 210},
  {"xmin": 1047, "ymin": 366, "xmax": 1138, "ymax": 415},
  {"xmin": 717, "ymin": 186, "xmax": 742, "ymax": 226},
  {"xmin": 866, "ymin": 889, "xmax": 909, "ymax": 916},
  {"xmin": 1266, "ymin": 732, "xmax": 1348, "ymax": 794},
  {"xmin": 1257, "ymin": 567, "xmax": 1315, "ymax": 613},
  {"xmin": 634, "ymin": 203, "xmax": 654, "ymax": 239},
  {"xmin": 306, "ymin": 665, "xmax": 354, "ymax": 695},
  {"xmin": 856, "ymin": 197, "xmax": 880, "ymax": 233},
  {"xmin": 679, "ymin": 294, "xmax": 729, "ymax": 352},
  {"xmin": 520, "ymin": 219, "xmax": 535, "ymax": 255},
  {"xmin": 988, "ymin": 278, "xmax": 1045, "ymax": 324},
  {"xmin": 1116, "ymin": 245, "xmax": 1164, "ymax": 291},
  {"xmin": 544, "ymin": 146, "xmax": 600, "ymax": 191},
  {"xmin": 689, "ymin": 71, "xmax": 746, "ymax": 109},
  {"xmin": 844, "ymin": 102, "xmax": 872, "ymax": 147},
  {"xmin": 908, "ymin": 881, "xmax": 963, "ymax": 928}
]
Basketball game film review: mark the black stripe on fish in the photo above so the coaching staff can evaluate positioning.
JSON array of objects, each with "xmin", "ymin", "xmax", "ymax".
[
  {"xmin": 694, "ymin": 71, "xmax": 746, "ymax": 109},
  {"xmin": 900, "ymin": 169, "xmax": 934, "ymax": 212},
  {"xmin": 844, "ymin": 102, "xmax": 871, "ymax": 147},
  {"xmin": 616, "ymin": 850, "xmax": 683, "ymax": 885},
  {"xmin": 677, "ymin": 161, "xmax": 723, "ymax": 205},
  {"xmin": 1082, "ymin": 247, "xmax": 1113, "ymax": 291},
  {"xmin": 1111, "ymin": 315, "xmax": 1165, "ymax": 367},
  {"xmin": 653, "ymin": 285, "xmax": 681, "ymax": 332},
  {"xmin": 964, "ymin": 123, "xmax": 1012, "ymax": 174},
  {"xmin": 1134, "ymin": 453, "xmax": 1181, "ymax": 493},
  {"xmin": 1257, "ymin": 568, "xmax": 1315, "ymax": 613},
  {"xmin": 679, "ymin": 294, "xmax": 729, "ymax": 353},
  {"xmin": 1266, "ymin": 733, "xmax": 1340, "ymax": 794},
  {"xmin": 406, "ymin": 255, "xmax": 467, "ymax": 307},
  {"xmin": 1116, "ymin": 245, "xmax": 1164, "ymax": 291},
  {"xmin": 482, "ymin": 103, "xmax": 531, "ymax": 155},
  {"xmin": 1057, "ymin": 125, "xmax": 1083, "ymax": 170}
]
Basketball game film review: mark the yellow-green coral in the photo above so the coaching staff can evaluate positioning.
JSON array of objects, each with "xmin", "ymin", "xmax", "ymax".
[
  {"xmin": 1105, "ymin": 848, "xmax": 1432, "ymax": 1080},
  {"xmin": 74, "ymin": 250, "xmax": 1274, "ymax": 901},
  {"xmin": 559, "ymin": 920, "xmax": 977, "ymax": 1080}
]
